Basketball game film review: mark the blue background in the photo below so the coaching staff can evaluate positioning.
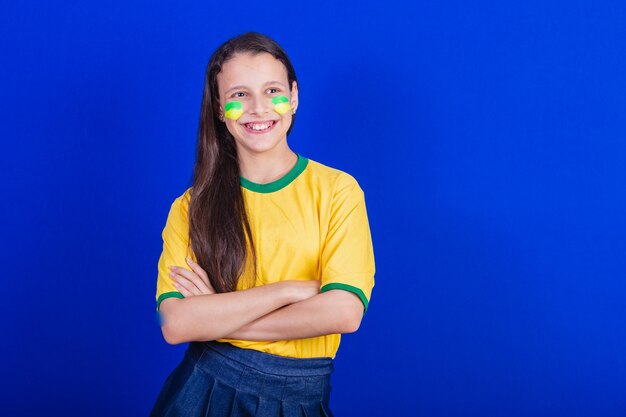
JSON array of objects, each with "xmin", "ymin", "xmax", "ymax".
[{"xmin": 2, "ymin": 1, "xmax": 625, "ymax": 416}]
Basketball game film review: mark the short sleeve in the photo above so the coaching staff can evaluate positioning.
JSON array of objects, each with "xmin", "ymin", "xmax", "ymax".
[
  {"xmin": 155, "ymin": 189, "xmax": 194, "ymax": 312},
  {"xmin": 320, "ymin": 175, "xmax": 376, "ymax": 313}
]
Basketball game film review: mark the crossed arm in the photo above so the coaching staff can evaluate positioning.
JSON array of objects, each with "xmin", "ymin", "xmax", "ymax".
[{"xmin": 157, "ymin": 258, "xmax": 364, "ymax": 345}]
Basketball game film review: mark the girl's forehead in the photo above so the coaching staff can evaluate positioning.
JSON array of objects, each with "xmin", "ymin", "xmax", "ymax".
[{"xmin": 218, "ymin": 53, "xmax": 288, "ymax": 89}]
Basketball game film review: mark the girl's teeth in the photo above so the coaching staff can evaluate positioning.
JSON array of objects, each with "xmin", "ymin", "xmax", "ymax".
[{"xmin": 248, "ymin": 122, "xmax": 272, "ymax": 130}]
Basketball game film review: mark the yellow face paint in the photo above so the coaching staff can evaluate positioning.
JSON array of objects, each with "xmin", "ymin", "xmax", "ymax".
[
  {"xmin": 272, "ymin": 96, "xmax": 291, "ymax": 115},
  {"xmin": 224, "ymin": 101, "xmax": 243, "ymax": 120}
]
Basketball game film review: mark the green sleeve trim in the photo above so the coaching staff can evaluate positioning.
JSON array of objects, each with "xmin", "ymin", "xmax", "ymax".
[
  {"xmin": 320, "ymin": 283, "xmax": 369, "ymax": 313},
  {"xmin": 156, "ymin": 291, "xmax": 184, "ymax": 311}
]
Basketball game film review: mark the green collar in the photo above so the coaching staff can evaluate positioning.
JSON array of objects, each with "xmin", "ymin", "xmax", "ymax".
[{"xmin": 240, "ymin": 154, "xmax": 309, "ymax": 193}]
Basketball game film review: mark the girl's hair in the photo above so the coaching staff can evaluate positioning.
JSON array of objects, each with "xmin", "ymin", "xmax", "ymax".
[{"xmin": 188, "ymin": 32, "xmax": 298, "ymax": 293}]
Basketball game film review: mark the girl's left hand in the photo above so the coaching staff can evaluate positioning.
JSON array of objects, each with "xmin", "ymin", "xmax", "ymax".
[{"xmin": 169, "ymin": 258, "xmax": 216, "ymax": 297}]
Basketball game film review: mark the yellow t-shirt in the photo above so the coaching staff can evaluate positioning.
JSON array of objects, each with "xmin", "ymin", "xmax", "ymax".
[{"xmin": 155, "ymin": 154, "xmax": 375, "ymax": 358}]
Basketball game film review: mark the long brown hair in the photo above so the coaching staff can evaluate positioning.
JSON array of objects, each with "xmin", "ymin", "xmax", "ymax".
[{"xmin": 188, "ymin": 32, "xmax": 298, "ymax": 293}]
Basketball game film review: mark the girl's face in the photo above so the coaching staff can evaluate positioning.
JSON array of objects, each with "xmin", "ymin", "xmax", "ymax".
[{"xmin": 217, "ymin": 52, "xmax": 298, "ymax": 157}]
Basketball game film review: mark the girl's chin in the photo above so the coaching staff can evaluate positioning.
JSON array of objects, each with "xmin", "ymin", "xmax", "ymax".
[{"xmin": 235, "ymin": 137, "xmax": 287, "ymax": 155}]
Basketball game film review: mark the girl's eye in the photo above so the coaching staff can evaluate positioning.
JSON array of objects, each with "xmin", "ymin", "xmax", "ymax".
[{"xmin": 232, "ymin": 92, "xmax": 246, "ymax": 98}]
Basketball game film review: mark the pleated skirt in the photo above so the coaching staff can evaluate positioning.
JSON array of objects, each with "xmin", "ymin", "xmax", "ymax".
[{"xmin": 149, "ymin": 341, "xmax": 334, "ymax": 417}]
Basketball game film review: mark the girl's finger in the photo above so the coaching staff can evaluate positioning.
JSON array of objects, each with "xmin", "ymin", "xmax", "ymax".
[
  {"xmin": 186, "ymin": 258, "xmax": 216, "ymax": 293},
  {"xmin": 173, "ymin": 279, "xmax": 193, "ymax": 297},
  {"xmin": 170, "ymin": 266, "xmax": 207, "ymax": 293}
]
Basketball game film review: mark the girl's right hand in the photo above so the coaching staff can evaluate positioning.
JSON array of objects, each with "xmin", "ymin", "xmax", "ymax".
[{"xmin": 278, "ymin": 280, "xmax": 321, "ymax": 303}]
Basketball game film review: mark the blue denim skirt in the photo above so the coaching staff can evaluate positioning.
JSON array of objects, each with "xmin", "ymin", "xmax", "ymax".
[{"xmin": 149, "ymin": 341, "xmax": 334, "ymax": 417}]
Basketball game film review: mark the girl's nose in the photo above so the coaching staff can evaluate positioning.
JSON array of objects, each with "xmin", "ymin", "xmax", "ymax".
[{"xmin": 249, "ymin": 96, "xmax": 270, "ymax": 116}]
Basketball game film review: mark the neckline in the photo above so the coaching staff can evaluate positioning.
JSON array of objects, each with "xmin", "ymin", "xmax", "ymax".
[{"xmin": 240, "ymin": 153, "xmax": 309, "ymax": 193}]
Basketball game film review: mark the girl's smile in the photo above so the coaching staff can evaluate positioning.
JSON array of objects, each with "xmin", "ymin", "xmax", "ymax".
[{"xmin": 241, "ymin": 119, "xmax": 278, "ymax": 133}]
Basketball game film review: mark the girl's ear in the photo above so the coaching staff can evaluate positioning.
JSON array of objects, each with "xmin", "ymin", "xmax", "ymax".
[{"xmin": 291, "ymin": 81, "xmax": 299, "ymax": 114}]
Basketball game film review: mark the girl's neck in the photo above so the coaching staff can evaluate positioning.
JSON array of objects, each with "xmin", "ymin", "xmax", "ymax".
[{"xmin": 238, "ymin": 146, "xmax": 298, "ymax": 185}]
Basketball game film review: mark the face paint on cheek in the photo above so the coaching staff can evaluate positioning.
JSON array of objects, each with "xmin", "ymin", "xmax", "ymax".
[
  {"xmin": 272, "ymin": 96, "xmax": 291, "ymax": 115},
  {"xmin": 224, "ymin": 101, "xmax": 243, "ymax": 120}
]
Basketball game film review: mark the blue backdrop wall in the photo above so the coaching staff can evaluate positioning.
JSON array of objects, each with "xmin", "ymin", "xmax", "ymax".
[{"xmin": 2, "ymin": 1, "xmax": 625, "ymax": 416}]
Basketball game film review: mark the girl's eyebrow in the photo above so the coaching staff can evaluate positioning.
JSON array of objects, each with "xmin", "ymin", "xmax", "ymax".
[
  {"xmin": 263, "ymin": 80, "xmax": 288, "ymax": 88},
  {"xmin": 225, "ymin": 81, "xmax": 287, "ymax": 94},
  {"xmin": 225, "ymin": 85, "xmax": 247, "ymax": 94}
]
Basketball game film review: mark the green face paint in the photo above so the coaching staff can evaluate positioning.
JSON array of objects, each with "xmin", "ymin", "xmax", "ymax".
[
  {"xmin": 224, "ymin": 101, "xmax": 243, "ymax": 120},
  {"xmin": 272, "ymin": 96, "xmax": 291, "ymax": 115}
]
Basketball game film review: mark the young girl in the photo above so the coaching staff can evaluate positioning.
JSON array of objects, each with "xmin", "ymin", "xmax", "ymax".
[{"xmin": 150, "ymin": 32, "xmax": 375, "ymax": 417}]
